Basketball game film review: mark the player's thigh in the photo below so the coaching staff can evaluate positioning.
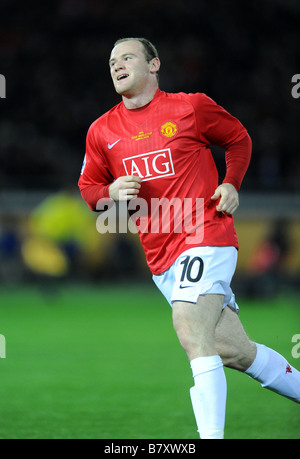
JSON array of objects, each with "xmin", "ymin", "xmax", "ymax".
[
  {"xmin": 172, "ymin": 294, "xmax": 224, "ymax": 342},
  {"xmin": 215, "ymin": 306, "xmax": 256, "ymax": 371}
]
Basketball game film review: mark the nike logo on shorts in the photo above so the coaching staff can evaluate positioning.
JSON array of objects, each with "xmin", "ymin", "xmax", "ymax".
[
  {"xmin": 108, "ymin": 139, "xmax": 121, "ymax": 149},
  {"xmin": 179, "ymin": 285, "xmax": 192, "ymax": 289}
]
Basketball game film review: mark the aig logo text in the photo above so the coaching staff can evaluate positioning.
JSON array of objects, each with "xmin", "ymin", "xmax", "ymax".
[
  {"xmin": 0, "ymin": 74, "xmax": 6, "ymax": 99},
  {"xmin": 123, "ymin": 149, "xmax": 175, "ymax": 181}
]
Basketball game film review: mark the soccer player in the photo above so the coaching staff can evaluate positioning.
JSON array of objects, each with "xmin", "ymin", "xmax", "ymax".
[{"xmin": 78, "ymin": 38, "xmax": 300, "ymax": 439}]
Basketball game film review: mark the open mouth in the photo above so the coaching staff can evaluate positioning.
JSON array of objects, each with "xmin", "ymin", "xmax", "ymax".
[{"xmin": 117, "ymin": 74, "xmax": 129, "ymax": 81}]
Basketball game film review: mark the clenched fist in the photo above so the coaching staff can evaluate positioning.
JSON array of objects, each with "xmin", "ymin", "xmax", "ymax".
[
  {"xmin": 109, "ymin": 175, "xmax": 142, "ymax": 201},
  {"xmin": 211, "ymin": 183, "xmax": 239, "ymax": 215}
]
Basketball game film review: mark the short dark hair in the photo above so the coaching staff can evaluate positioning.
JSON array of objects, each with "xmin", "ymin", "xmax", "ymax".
[{"xmin": 113, "ymin": 37, "xmax": 160, "ymax": 80}]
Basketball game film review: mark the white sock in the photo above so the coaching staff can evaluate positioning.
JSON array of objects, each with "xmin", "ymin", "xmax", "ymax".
[
  {"xmin": 190, "ymin": 355, "xmax": 227, "ymax": 439},
  {"xmin": 245, "ymin": 343, "xmax": 300, "ymax": 403}
]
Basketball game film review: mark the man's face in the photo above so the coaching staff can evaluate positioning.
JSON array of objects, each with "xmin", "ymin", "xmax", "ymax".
[{"xmin": 109, "ymin": 40, "xmax": 155, "ymax": 96}]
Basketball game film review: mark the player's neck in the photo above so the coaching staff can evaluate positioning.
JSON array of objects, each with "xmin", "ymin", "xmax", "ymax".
[{"xmin": 122, "ymin": 85, "xmax": 159, "ymax": 110}]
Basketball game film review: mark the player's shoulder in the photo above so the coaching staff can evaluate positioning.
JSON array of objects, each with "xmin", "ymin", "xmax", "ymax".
[
  {"xmin": 88, "ymin": 101, "xmax": 123, "ymax": 133},
  {"xmin": 163, "ymin": 90, "xmax": 214, "ymax": 109}
]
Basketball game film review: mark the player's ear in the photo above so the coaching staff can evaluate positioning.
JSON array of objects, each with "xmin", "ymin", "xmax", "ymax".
[{"xmin": 149, "ymin": 57, "xmax": 160, "ymax": 75}]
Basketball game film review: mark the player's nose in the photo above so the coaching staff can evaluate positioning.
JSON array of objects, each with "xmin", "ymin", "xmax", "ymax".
[{"xmin": 114, "ymin": 59, "xmax": 125, "ymax": 72}]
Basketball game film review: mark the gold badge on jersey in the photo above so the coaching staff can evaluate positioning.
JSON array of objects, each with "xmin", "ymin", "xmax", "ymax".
[{"xmin": 160, "ymin": 121, "xmax": 178, "ymax": 138}]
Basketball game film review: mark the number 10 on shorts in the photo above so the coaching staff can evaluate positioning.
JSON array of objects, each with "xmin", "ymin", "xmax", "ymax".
[{"xmin": 180, "ymin": 256, "xmax": 204, "ymax": 283}]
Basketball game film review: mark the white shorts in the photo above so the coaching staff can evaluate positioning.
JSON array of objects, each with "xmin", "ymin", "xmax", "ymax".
[{"xmin": 152, "ymin": 246, "xmax": 239, "ymax": 312}]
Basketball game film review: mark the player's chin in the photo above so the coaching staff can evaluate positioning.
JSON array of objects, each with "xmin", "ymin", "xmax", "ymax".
[
  {"xmin": 114, "ymin": 82, "xmax": 130, "ymax": 95},
  {"xmin": 114, "ymin": 85, "xmax": 123, "ymax": 95}
]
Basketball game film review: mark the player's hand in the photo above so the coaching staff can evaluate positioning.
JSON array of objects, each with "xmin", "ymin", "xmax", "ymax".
[
  {"xmin": 211, "ymin": 183, "xmax": 239, "ymax": 215},
  {"xmin": 109, "ymin": 175, "xmax": 142, "ymax": 201}
]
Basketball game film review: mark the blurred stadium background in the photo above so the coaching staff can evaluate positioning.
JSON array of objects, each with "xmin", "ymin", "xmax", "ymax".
[{"xmin": 0, "ymin": 0, "xmax": 299, "ymax": 439}]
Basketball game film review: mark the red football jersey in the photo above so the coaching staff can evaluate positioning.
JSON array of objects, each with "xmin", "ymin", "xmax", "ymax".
[{"xmin": 79, "ymin": 90, "xmax": 252, "ymax": 274}]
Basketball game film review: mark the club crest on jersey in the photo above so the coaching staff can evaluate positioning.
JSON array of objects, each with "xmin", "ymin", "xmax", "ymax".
[
  {"xmin": 123, "ymin": 149, "xmax": 175, "ymax": 181},
  {"xmin": 160, "ymin": 121, "xmax": 178, "ymax": 138}
]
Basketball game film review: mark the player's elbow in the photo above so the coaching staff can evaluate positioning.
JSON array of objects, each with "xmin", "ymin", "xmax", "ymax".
[{"xmin": 80, "ymin": 186, "xmax": 106, "ymax": 212}]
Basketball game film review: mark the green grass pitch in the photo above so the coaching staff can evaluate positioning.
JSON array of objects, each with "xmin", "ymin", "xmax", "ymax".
[{"xmin": 0, "ymin": 282, "xmax": 299, "ymax": 439}]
